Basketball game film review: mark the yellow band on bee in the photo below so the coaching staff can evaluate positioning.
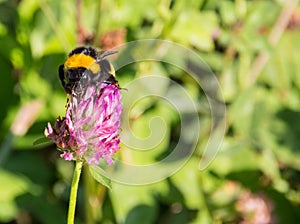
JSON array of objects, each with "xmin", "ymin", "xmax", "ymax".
[{"xmin": 64, "ymin": 54, "xmax": 100, "ymax": 73}]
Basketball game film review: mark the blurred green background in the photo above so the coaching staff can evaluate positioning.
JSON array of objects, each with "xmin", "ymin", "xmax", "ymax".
[{"xmin": 1, "ymin": 0, "xmax": 300, "ymax": 223}]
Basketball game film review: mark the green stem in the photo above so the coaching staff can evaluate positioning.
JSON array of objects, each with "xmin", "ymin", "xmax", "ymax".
[
  {"xmin": 93, "ymin": 0, "xmax": 103, "ymax": 46},
  {"xmin": 67, "ymin": 159, "xmax": 84, "ymax": 224}
]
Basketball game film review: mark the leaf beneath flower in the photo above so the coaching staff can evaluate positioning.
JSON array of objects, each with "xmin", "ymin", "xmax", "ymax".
[
  {"xmin": 33, "ymin": 137, "xmax": 52, "ymax": 146},
  {"xmin": 89, "ymin": 165, "xmax": 112, "ymax": 189}
]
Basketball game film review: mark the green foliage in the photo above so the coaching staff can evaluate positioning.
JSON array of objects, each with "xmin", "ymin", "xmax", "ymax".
[
  {"xmin": 89, "ymin": 165, "xmax": 112, "ymax": 190},
  {"xmin": 1, "ymin": 0, "xmax": 300, "ymax": 223}
]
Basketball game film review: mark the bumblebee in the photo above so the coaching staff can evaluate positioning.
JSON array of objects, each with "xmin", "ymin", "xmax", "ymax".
[{"xmin": 58, "ymin": 46, "xmax": 119, "ymax": 94}]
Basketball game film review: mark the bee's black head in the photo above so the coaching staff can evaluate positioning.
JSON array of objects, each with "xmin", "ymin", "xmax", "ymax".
[{"xmin": 68, "ymin": 46, "xmax": 98, "ymax": 59}]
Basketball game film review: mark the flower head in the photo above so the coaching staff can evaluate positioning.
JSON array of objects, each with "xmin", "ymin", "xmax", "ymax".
[{"xmin": 45, "ymin": 83, "xmax": 122, "ymax": 165}]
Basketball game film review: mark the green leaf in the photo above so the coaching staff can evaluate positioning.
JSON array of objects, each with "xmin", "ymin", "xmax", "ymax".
[
  {"xmin": 0, "ymin": 169, "xmax": 31, "ymax": 221},
  {"xmin": 32, "ymin": 136, "xmax": 52, "ymax": 146},
  {"xmin": 89, "ymin": 165, "xmax": 112, "ymax": 189}
]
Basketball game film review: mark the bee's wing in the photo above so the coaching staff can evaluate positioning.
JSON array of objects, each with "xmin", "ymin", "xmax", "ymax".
[{"xmin": 93, "ymin": 59, "xmax": 114, "ymax": 83}]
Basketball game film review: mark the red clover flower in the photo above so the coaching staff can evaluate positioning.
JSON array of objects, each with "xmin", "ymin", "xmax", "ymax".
[{"xmin": 45, "ymin": 83, "xmax": 122, "ymax": 165}]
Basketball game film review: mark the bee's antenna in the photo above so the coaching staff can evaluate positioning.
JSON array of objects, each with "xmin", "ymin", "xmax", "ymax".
[{"xmin": 99, "ymin": 50, "xmax": 118, "ymax": 60}]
